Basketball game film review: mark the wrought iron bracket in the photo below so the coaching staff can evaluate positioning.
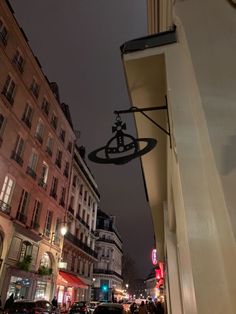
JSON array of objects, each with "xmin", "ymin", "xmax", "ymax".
[{"xmin": 114, "ymin": 96, "xmax": 172, "ymax": 147}]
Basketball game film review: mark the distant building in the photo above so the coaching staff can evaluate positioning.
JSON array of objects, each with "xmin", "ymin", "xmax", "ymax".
[
  {"xmin": 93, "ymin": 209, "xmax": 123, "ymax": 302},
  {"xmin": 132, "ymin": 278, "xmax": 146, "ymax": 300},
  {"xmin": 58, "ymin": 146, "xmax": 100, "ymax": 304},
  {"xmin": 0, "ymin": 0, "xmax": 75, "ymax": 301}
]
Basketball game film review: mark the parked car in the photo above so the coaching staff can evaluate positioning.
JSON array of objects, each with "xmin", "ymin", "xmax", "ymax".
[
  {"xmin": 8, "ymin": 300, "xmax": 54, "ymax": 314},
  {"xmin": 69, "ymin": 302, "xmax": 89, "ymax": 314},
  {"xmin": 93, "ymin": 303, "xmax": 125, "ymax": 314},
  {"xmin": 87, "ymin": 302, "xmax": 99, "ymax": 314}
]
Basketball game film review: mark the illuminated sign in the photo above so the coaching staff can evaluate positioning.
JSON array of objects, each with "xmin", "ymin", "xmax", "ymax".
[{"xmin": 151, "ymin": 249, "xmax": 158, "ymax": 265}]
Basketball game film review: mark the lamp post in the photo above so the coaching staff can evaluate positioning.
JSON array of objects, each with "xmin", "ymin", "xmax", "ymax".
[{"xmin": 91, "ymin": 278, "xmax": 96, "ymax": 301}]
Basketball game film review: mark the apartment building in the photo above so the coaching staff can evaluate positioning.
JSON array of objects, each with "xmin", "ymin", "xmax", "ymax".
[
  {"xmin": 57, "ymin": 146, "xmax": 100, "ymax": 304},
  {"xmin": 0, "ymin": 0, "xmax": 75, "ymax": 301},
  {"xmin": 93, "ymin": 209, "xmax": 123, "ymax": 302}
]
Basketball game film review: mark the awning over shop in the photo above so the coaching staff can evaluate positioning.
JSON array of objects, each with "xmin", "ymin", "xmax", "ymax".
[{"xmin": 57, "ymin": 271, "xmax": 87, "ymax": 288}]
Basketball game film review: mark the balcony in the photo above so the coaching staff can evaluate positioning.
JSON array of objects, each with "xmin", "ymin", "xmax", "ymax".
[
  {"xmin": 35, "ymin": 133, "xmax": 43, "ymax": 145},
  {"xmin": 21, "ymin": 114, "xmax": 31, "ymax": 129},
  {"xmin": 0, "ymin": 200, "xmax": 11, "ymax": 215},
  {"xmin": 11, "ymin": 151, "xmax": 23, "ymax": 166},
  {"xmin": 16, "ymin": 211, "xmax": 27, "ymax": 224},
  {"xmin": 38, "ymin": 178, "xmax": 47, "ymax": 190},
  {"xmin": 76, "ymin": 214, "xmax": 90, "ymax": 230},
  {"xmin": 65, "ymin": 232, "xmax": 98, "ymax": 258},
  {"xmin": 26, "ymin": 166, "xmax": 37, "ymax": 180},
  {"xmin": 30, "ymin": 220, "xmax": 40, "ymax": 231},
  {"xmin": 2, "ymin": 87, "xmax": 14, "ymax": 105}
]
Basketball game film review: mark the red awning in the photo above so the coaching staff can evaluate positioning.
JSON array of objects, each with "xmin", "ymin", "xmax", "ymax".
[{"xmin": 57, "ymin": 271, "xmax": 87, "ymax": 288}]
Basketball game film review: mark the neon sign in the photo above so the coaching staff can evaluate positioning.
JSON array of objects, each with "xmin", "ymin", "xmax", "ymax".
[{"xmin": 151, "ymin": 249, "xmax": 158, "ymax": 265}]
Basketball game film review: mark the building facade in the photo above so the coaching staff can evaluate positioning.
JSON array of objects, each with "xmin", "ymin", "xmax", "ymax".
[
  {"xmin": 93, "ymin": 209, "xmax": 123, "ymax": 302},
  {"xmin": 120, "ymin": 0, "xmax": 236, "ymax": 313},
  {"xmin": 0, "ymin": 0, "xmax": 75, "ymax": 302},
  {"xmin": 58, "ymin": 146, "xmax": 100, "ymax": 305}
]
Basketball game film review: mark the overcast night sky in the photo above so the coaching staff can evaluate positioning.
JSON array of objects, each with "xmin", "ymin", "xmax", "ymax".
[{"xmin": 9, "ymin": 0, "xmax": 154, "ymax": 278}]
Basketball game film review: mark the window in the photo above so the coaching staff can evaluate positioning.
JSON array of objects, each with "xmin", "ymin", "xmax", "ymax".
[
  {"xmin": 2, "ymin": 75, "xmax": 16, "ymax": 105},
  {"xmin": 20, "ymin": 241, "xmax": 32, "ymax": 261},
  {"xmin": 88, "ymin": 196, "xmax": 91, "ymax": 206},
  {"xmin": 46, "ymin": 134, "xmax": 53, "ymax": 156},
  {"xmin": 0, "ymin": 20, "xmax": 8, "ymax": 45},
  {"xmin": 79, "ymin": 184, "xmax": 83, "ymax": 196},
  {"xmin": 77, "ymin": 204, "xmax": 81, "ymax": 216},
  {"xmin": 40, "ymin": 252, "xmax": 51, "ymax": 268},
  {"xmin": 67, "ymin": 141, "xmax": 72, "ymax": 153},
  {"xmin": 87, "ymin": 214, "xmax": 90, "ymax": 224},
  {"xmin": 39, "ymin": 162, "xmax": 48, "ymax": 189},
  {"xmin": 0, "ymin": 175, "xmax": 14, "ymax": 209},
  {"xmin": 31, "ymin": 200, "xmax": 41, "ymax": 230},
  {"xmin": 59, "ymin": 128, "xmax": 65, "ymax": 143},
  {"xmin": 64, "ymin": 162, "xmax": 69, "ymax": 178},
  {"xmin": 27, "ymin": 150, "xmax": 38, "ymax": 179},
  {"xmin": 30, "ymin": 78, "xmax": 40, "ymax": 99},
  {"xmin": 55, "ymin": 149, "xmax": 62, "ymax": 168},
  {"xmin": 84, "ymin": 190, "xmax": 87, "ymax": 202},
  {"xmin": 0, "ymin": 113, "xmax": 6, "ymax": 141},
  {"xmin": 59, "ymin": 187, "xmax": 66, "ymax": 207},
  {"xmin": 51, "ymin": 113, "xmax": 57, "ymax": 130},
  {"xmin": 17, "ymin": 188, "xmax": 29, "ymax": 224},
  {"xmin": 44, "ymin": 210, "xmax": 53, "ymax": 237},
  {"xmin": 13, "ymin": 50, "xmax": 24, "ymax": 73},
  {"xmin": 50, "ymin": 176, "xmax": 58, "ymax": 199},
  {"xmin": 54, "ymin": 218, "xmax": 61, "ymax": 244},
  {"xmin": 72, "ymin": 175, "xmax": 77, "ymax": 187},
  {"xmin": 35, "ymin": 120, "xmax": 44, "ymax": 144},
  {"xmin": 22, "ymin": 103, "xmax": 33, "ymax": 129},
  {"xmin": 41, "ymin": 98, "xmax": 50, "ymax": 116},
  {"xmin": 11, "ymin": 135, "xmax": 24, "ymax": 166}
]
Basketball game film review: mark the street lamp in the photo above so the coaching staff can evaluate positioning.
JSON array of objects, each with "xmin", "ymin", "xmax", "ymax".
[
  {"xmin": 60, "ymin": 222, "xmax": 68, "ymax": 236},
  {"xmin": 125, "ymin": 284, "xmax": 129, "ymax": 290}
]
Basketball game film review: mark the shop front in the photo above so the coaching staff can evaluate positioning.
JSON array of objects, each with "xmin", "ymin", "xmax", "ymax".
[
  {"xmin": 4, "ymin": 267, "xmax": 54, "ymax": 301},
  {"xmin": 56, "ymin": 271, "xmax": 87, "ymax": 308}
]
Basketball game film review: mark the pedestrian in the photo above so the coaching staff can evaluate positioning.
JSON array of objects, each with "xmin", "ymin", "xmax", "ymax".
[
  {"xmin": 4, "ymin": 294, "xmax": 14, "ymax": 312},
  {"xmin": 154, "ymin": 299, "xmax": 164, "ymax": 314},
  {"xmin": 130, "ymin": 301, "xmax": 138, "ymax": 313},
  {"xmin": 51, "ymin": 296, "xmax": 58, "ymax": 308},
  {"xmin": 148, "ymin": 301, "xmax": 156, "ymax": 314},
  {"xmin": 138, "ymin": 301, "xmax": 148, "ymax": 314}
]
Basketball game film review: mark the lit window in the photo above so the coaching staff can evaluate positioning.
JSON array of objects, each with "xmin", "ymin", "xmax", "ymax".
[{"xmin": 0, "ymin": 175, "xmax": 15, "ymax": 207}]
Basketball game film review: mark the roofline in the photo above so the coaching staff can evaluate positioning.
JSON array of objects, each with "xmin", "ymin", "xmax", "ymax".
[{"xmin": 120, "ymin": 25, "xmax": 177, "ymax": 55}]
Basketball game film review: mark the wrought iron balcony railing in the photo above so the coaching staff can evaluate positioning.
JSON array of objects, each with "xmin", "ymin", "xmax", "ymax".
[{"xmin": 65, "ymin": 232, "xmax": 98, "ymax": 258}]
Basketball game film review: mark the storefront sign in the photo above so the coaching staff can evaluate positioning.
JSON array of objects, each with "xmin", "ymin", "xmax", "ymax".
[{"xmin": 58, "ymin": 261, "xmax": 67, "ymax": 269}]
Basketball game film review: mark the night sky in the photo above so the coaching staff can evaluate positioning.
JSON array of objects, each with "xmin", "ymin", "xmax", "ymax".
[{"xmin": 9, "ymin": 0, "xmax": 154, "ymax": 278}]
